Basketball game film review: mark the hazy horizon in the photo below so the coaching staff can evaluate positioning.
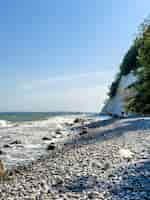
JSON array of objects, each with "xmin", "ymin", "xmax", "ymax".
[{"xmin": 0, "ymin": 0, "xmax": 150, "ymax": 112}]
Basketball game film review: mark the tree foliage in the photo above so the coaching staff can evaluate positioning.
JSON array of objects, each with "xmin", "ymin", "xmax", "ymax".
[
  {"xmin": 120, "ymin": 43, "xmax": 139, "ymax": 75},
  {"xmin": 108, "ymin": 42, "xmax": 139, "ymax": 98},
  {"xmin": 126, "ymin": 25, "xmax": 150, "ymax": 114},
  {"xmin": 108, "ymin": 74, "xmax": 121, "ymax": 98}
]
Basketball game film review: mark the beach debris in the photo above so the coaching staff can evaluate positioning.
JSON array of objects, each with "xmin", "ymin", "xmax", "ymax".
[
  {"xmin": 42, "ymin": 137, "xmax": 51, "ymax": 141},
  {"xmin": 10, "ymin": 140, "xmax": 22, "ymax": 145},
  {"xmin": 0, "ymin": 160, "xmax": 6, "ymax": 177},
  {"xmin": 46, "ymin": 143, "xmax": 56, "ymax": 151},
  {"xmin": 119, "ymin": 148, "xmax": 134, "ymax": 159}
]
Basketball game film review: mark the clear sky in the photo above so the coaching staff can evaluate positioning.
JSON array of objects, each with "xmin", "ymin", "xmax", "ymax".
[{"xmin": 0, "ymin": 0, "xmax": 150, "ymax": 112}]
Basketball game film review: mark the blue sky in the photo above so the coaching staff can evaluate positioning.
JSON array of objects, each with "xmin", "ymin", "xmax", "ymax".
[{"xmin": 0, "ymin": 0, "xmax": 150, "ymax": 112}]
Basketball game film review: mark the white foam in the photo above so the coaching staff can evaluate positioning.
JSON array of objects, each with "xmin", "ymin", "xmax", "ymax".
[
  {"xmin": 119, "ymin": 148, "xmax": 134, "ymax": 159},
  {"xmin": 20, "ymin": 115, "xmax": 75, "ymax": 129},
  {"xmin": 0, "ymin": 114, "xmax": 97, "ymax": 169},
  {"xmin": 0, "ymin": 120, "xmax": 13, "ymax": 128}
]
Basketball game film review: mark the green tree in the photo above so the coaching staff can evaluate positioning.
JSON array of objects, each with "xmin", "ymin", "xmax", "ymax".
[
  {"xmin": 120, "ymin": 43, "xmax": 139, "ymax": 75},
  {"xmin": 126, "ymin": 25, "xmax": 150, "ymax": 114},
  {"xmin": 108, "ymin": 73, "xmax": 121, "ymax": 98},
  {"xmin": 108, "ymin": 42, "xmax": 139, "ymax": 98}
]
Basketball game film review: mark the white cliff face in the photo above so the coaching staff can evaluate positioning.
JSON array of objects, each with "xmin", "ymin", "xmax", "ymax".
[
  {"xmin": 102, "ymin": 72, "xmax": 137, "ymax": 116},
  {"xmin": 119, "ymin": 72, "xmax": 137, "ymax": 89}
]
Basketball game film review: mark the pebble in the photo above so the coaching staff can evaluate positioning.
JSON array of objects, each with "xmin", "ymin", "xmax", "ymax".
[
  {"xmin": 42, "ymin": 137, "xmax": 51, "ymax": 141},
  {"xmin": 119, "ymin": 148, "xmax": 134, "ymax": 160},
  {"xmin": 3, "ymin": 144, "xmax": 11, "ymax": 148},
  {"xmin": 102, "ymin": 162, "xmax": 111, "ymax": 171},
  {"xmin": 0, "ymin": 160, "xmax": 6, "ymax": 177},
  {"xmin": 0, "ymin": 150, "xmax": 4, "ymax": 155},
  {"xmin": 46, "ymin": 143, "xmax": 56, "ymax": 150},
  {"xmin": 10, "ymin": 140, "xmax": 22, "ymax": 145},
  {"xmin": 0, "ymin": 117, "xmax": 150, "ymax": 200},
  {"xmin": 55, "ymin": 130, "xmax": 62, "ymax": 135}
]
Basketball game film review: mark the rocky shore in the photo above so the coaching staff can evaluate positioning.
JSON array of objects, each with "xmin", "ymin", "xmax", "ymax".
[{"xmin": 0, "ymin": 117, "xmax": 150, "ymax": 200}]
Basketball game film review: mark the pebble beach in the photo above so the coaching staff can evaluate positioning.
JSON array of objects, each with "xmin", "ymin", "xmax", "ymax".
[{"xmin": 0, "ymin": 117, "xmax": 150, "ymax": 200}]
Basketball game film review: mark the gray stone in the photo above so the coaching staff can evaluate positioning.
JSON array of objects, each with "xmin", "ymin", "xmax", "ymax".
[
  {"xmin": 42, "ymin": 137, "xmax": 51, "ymax": 141},
  {"xmin": 10, "ymin": 140, "xmax": 22, "ymax": 145},
  {"xmin": 46, "ymin": 143, "xmax": 55, "ymax": 151}
]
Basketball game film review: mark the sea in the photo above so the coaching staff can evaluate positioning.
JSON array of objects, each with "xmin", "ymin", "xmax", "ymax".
[
  {"xmin": 0, "ymin": 112, "xmax": 98, "ymax": 123},
  {"xmin": 0, "ymin": 112, "xmax": 109, "ymax": 169}
]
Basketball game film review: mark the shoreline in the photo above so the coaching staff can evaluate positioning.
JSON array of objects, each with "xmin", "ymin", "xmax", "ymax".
[
  {"xmin": 0, "ymin": 115, "xmax": 108, "ymax": 173},
  {"xmin": 1, "ymin": 117, "xmax": 150, "ymax": 199},
  {"xmin": 0, "ymin": 113, "xmax": 107, "ymax": 171}
]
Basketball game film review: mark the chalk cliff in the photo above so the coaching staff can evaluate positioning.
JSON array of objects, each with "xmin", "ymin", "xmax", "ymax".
[{"xmin": 102, "ymin": 72, "xmax": 137, "ymax": 116}]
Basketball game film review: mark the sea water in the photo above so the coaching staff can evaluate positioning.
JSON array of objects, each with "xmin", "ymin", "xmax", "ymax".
[{"xmin": 0, "ymin": 112, "xmax": 109, "ymax": 169}]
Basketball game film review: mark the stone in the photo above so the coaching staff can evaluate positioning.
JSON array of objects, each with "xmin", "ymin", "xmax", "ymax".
[
  {"xmin": 102, "ymin": 162, "xmax": 110, "ymax": 171},
  {"xmin": 79, "ymin": 127, "xmax": 88, "ymax": 135},
  {"xmin": 55, "ymin": 130, "xmax": 62, "ymax": 135},
  {"xmin": 10, "ymin": 140, "xmax": 22, "ymax": 145},
  {"xmin": 74, "ymin": 118, "xmax": 84, "ymax": 123},
  {"xmin": 0, "ymin": 160, "xmax": 6, "ymax": 177},
  {"xmin": 87, "ymin": 191, "xmax": 102, "ymax": 199},
  {"xmin": 65, "ymin": 122, "xmax": 73, "ymax": 126},
  {"xmin": 47, "ymin": 143, "xmax": 55, "ymax": 151},
  {"xmin": 3, "ymin": 144, "xmax": 11, "ymax": 148},
  {"xmin": 42, "ymin": 137, "xmax": 51, "ymax": 141},
  {"xmin": 54, "ymin": 177, "xmax": 63, "ymax": 186},
  {"xmin": 0, "ymin": 150, "xmax": 4, "ymax": 155},
  {"xmin": 119, "ymin": 148, "xmax": 134, "ymax": 159}
]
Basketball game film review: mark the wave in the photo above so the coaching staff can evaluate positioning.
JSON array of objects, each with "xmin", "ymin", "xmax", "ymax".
[
  {"xmin": 0, "ymin": 120, "xmax": 15, "ymax": 128},
  {"xmin": 0, "ymin": 114, "xmax": 77, "ymax": 129}
]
